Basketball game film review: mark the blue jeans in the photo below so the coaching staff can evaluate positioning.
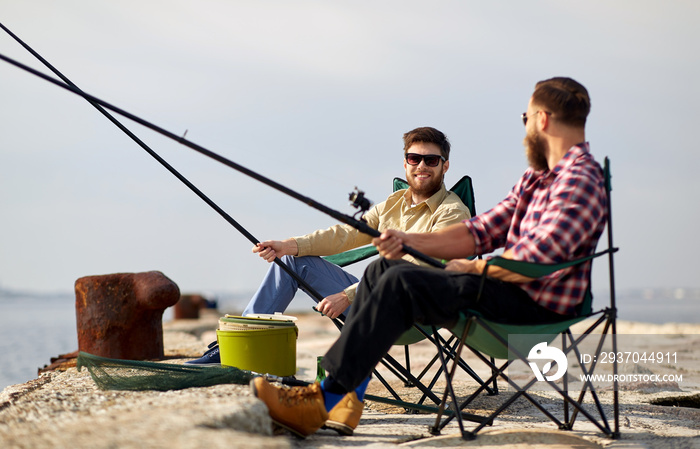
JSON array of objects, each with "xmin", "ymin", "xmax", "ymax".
[{"xmin": 242, "ymin": 255, "xmax": 359, "ymax": 316}]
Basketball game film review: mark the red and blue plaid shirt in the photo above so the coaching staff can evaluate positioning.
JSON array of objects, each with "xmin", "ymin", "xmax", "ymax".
[{"xmin": 465, "ymin": 143, "xmax": 607, "ymax": 316}]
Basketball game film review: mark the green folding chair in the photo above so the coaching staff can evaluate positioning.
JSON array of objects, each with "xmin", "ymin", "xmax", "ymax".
[
  {"xmin": 323, "ymin": 176, "xmax": 496, "ymax": 417},
  {"xmin": 427, "ymin": 157, "xmax": 620, "ymax": 439}
]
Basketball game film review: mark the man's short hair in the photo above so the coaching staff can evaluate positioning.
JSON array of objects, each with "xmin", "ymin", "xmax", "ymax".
[
  {"xmin": 403, "ymin": 127, "xmax": 451, "ymax": 160},
  {"xmin": 532, "ymin": 77, "xmax": 590, "ymax": 128}
]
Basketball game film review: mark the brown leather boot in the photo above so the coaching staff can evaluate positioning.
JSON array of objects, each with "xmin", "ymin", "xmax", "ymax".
[
  {"xmin": 250, "ymin": 377, "xmax": 328, "ymax": 438},
  {"xmin": 323, "ymin": 391, "xmax": 364, "ymax": 436}
]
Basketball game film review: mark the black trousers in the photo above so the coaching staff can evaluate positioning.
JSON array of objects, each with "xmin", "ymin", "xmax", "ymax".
[{"xmin": 321, "ymin": 258, "xmax": 569, "ymax": 392}]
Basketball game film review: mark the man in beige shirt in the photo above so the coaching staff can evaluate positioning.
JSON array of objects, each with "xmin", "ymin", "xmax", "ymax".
[
  {"xmin": 187, "ymin": 127, "xmax": 469, "ymax": 366},
  {"xmin": 249, "ymin": 126, "xmax": 470, "ymax": 319}
]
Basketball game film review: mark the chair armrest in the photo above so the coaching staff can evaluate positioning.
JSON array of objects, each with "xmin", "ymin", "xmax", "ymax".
[
  {"xmin": 485, "ymin": 248, "xmax": 618, "ymax": 278},
  {"xmin": 323, "ymin": 246, "xmax": 379, "ymax": 267}
]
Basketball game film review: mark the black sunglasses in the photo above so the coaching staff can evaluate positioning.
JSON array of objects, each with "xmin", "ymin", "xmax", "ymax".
[
  {"xmin": 405, "ymin": 153, "xmax": 446, "ymax": 167},
  {"xmin": 521, "ymin": 110, "xmax": 551, "ymax": 126}
]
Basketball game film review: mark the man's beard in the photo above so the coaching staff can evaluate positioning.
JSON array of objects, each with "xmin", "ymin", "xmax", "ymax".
[
  {"xmin": 407, "ymin": 172, "xmax": 443, "ymax": 198},
  {"xmin": 524, "ymin": 130, "xmax": 549, "ymax": 171}
]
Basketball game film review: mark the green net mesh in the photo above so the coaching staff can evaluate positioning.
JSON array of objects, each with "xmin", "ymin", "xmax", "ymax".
[{"xmin": 76, "ymin": 352, "xmax": 255, "ymax": 391}]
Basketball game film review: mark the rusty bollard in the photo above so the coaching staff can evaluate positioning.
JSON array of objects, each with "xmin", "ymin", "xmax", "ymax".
[
  {"xmin": 174, "ymin": 294, "xmax": 205, "ymax": 319},
  {"xmin": 75, "ymin": 271, "xmax": 180, "ymax": 360}
]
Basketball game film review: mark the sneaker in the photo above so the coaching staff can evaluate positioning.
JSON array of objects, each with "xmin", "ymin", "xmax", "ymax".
[
  {"xmin": 184, "ymin": 341, "xmax": 220, "ymax": 366},
  {"xmin": 250, "ymin": 377, "xmax": 328, "ymax": 438},
  {"xmin": 323, "ymin": 391, "xmax": 364, "ymax": 436}
]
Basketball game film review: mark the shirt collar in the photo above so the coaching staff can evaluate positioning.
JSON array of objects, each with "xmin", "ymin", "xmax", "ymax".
[
  {"xmin": 536, "ymin": 142, "xmax": 590, "ymax": 180},
  {"xmin": 552, "ymin": 142, "xmax": 589, "ymax": 175},
  {"xmin": 403, "ymin": 183, "xmax": 448, "ymax": 213}
]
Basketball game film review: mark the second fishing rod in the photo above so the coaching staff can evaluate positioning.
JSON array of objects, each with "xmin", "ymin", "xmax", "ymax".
[
  {"xmin": 0, "ymin": 48, "xmax": 446, "ymax": 271},
  {"xmin": 0, "ymin": 22, "xmax": 343, "ymax": 326}
]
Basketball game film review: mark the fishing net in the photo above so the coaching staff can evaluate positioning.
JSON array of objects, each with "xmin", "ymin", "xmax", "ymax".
[{"xmin": 76, "ymin": 352, "xmax": 255, "ymax": 391}]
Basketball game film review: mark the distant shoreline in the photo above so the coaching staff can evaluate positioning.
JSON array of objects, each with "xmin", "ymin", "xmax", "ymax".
[{"xmin": 2, "ymin": 289, "xmax": 699, "ymax": 325}]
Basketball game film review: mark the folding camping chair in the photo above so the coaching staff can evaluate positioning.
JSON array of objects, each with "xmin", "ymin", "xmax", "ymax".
[
  {"xmin": 427, "ymin": 157, "xmax": 620, "ymax": 439},
  {"xmin": 323, "ymin": 176, "xmax": 497, "ymax": 416}
]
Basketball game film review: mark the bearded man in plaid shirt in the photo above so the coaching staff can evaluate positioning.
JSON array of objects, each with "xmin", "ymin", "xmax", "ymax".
[{"xmin": 251, "ymin": 77, "xmax": 608, "ymax": 437}]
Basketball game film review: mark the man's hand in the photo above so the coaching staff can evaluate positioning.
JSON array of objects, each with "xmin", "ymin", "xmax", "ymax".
[
  {"xmin": 446, "ymin": 251, "xmax": 536, "ymax": 283},
  {"xmin": 373, "ymin": 229, "xmax": 408, "ymax": 259},
  {"xmin": 445, "ymin": 258, "xmax": 482, "ymax": 273},
  {"xmin": 252, "ymin": 239, "xmax": 298, "ymax": 262},
  {"xmin": 316, "ymin": 292, "xmax": 350, "ymax": 320}
]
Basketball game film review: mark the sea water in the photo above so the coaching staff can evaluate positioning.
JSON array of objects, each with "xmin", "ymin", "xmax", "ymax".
[
  {"xmin": 0, "ymin": 290, "xmax": 698, "ymax": 392},
  {"xmin": 0, "ymin": 293, "xmax": 78, "ymax": 392}
]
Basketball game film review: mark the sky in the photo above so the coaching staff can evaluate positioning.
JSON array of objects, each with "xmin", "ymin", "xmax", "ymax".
[{"xmin": 1, "ymin": 1, "xmax": 699, "ymax": 299}]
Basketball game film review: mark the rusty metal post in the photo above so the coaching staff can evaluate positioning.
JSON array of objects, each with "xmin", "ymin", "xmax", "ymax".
[
  {"xmin": 75, "ymin": 271, "xmax": 180, "ymax": 360},
  {"xmin": 174, "ymin": 294, "xmax": 205, "ymax": 319}
]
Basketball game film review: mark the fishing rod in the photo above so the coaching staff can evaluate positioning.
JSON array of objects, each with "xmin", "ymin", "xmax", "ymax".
[
  {"xmin": 0, "ymin": 46, "xmax": 446, "ymax": 270},
  {"xmin": 0, "ymin": 23, "xmax": 346, "ymax": 322}
]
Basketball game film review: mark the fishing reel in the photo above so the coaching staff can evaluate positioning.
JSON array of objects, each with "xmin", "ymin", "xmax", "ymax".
[{"xmin": 349, "ymin": 187, "xmax": 373, "ymax": 220}]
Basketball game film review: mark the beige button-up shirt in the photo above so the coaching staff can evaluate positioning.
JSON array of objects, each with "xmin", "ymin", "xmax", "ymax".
[{"xmin": 293, "ymin": 183, "xmax": 470, "ymax": 302}]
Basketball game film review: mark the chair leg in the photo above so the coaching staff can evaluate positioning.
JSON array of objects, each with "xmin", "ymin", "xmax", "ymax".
[
  {"xmin": 413, "ymin": 327, "xmax": 497, "ymax": 396},
  {"xmin": 562, "ymin": 332, "xmax": 570, "ymax": 426},
  {"xmin": 489, "ymin": 356, "xmax": 499, "ymax": 395},
  {"xmin": 381, "ymin": 352, "xmax": 443, "ymax": 405},
  {"xmin": 565, "ymin": 316, "xmax": 615, "ymax": 434},
  {"xmin": 371, "ymin": 368, "xmax": 403, "ymax": 403},
  {"xmin": 402, "ymin": 345, "xmax": 415, "ymax": 387},
  {"xmin": 510, "ymin": 327, "xmax": 615, "ymax": 437},
  {"xmin": 436, "ymin": 357, "xmax": 506, "ymax": 432},
  {"xmin": 428, "ymin": 323, "xmax": 492, "ymax": 438},
  {"xmin": 610, "ymin": 311, "xmax": 621, "ymax": 438},
  {"xmin": 429, "ymin": 325, "xmax": 467, "ymax": 438}
]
